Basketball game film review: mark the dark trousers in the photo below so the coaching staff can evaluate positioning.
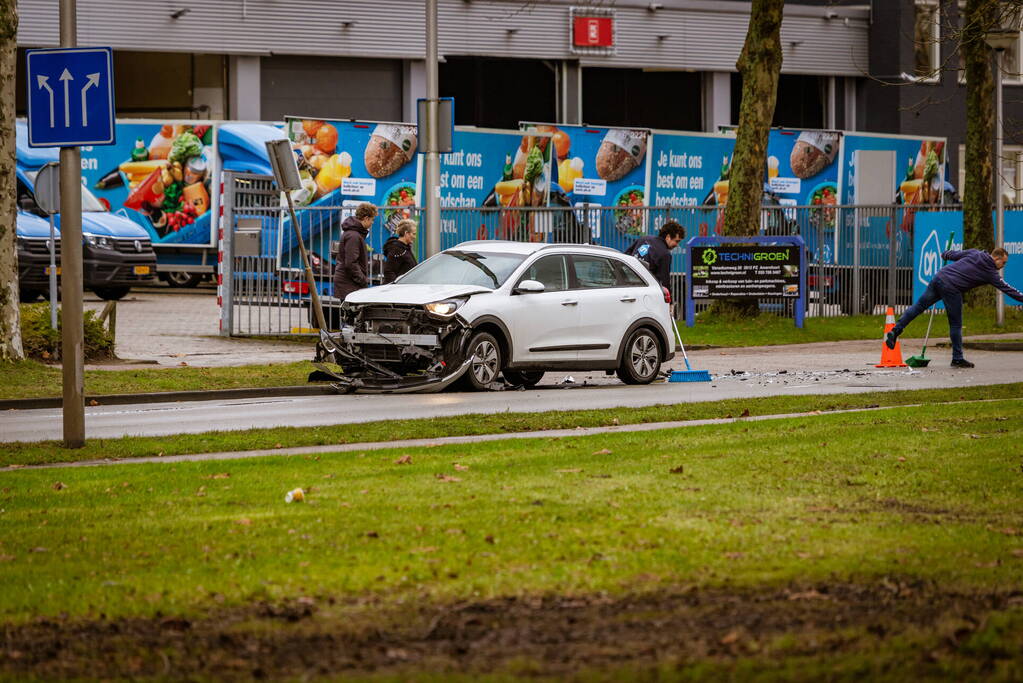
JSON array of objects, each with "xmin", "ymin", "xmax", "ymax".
[{"xmin": 893, "ymin": 276, "xmax": 964, "ymax": 361}]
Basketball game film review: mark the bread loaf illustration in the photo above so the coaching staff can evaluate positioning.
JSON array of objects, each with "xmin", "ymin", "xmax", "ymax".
[
  {"xmin": 595, "ymin": 129, "xmax": 647, "ymax": 181},
  {"xmin": 789, "ymin": 131, "xmax": 839, "ymax": 180},
  {"xmin": 364, "ymin": 125, "xmax": 418, "ymax": 178}
]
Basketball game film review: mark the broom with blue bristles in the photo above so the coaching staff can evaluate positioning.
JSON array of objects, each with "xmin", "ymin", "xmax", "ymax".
[{"xmin": 669, "ymin": 317, "xmax": 711, "ymax": 383}]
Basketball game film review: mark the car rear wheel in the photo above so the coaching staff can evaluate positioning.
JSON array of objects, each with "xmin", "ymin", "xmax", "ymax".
[
  {"xmin": 160, "ymin": 271, "xmax": 203, "ymax": 288},
  {"xmin": 459, "ymin": 331, "xmax": 502, "ymax": 391},
  {"xmin": 92, "ymin": 286, "xmax": 131, "ymax": 301},
  {"xmin": 616, "ymin": 327, "xmax": 662, "ymax": 385},
  {"xmin": 502, "ymin": 369, "xmax": 544, "ymax": 388},
  {"xmin": 19, "ymin": 289, "xmax": 42, "ymax": 303}
]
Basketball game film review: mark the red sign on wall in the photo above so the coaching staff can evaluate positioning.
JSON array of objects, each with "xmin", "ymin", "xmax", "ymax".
[{"xmin": 573, "ymin": 16, "xmax": 614, "ymax": 47}]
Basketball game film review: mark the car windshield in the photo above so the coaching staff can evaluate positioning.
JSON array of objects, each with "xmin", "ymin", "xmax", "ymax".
[{"xmin": 396, "ymin": 250, "xmax": 527, "ymax": 288}]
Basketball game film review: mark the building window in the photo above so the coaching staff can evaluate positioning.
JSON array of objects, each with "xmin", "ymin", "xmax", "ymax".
[
  {"xmin": 915, "ymin": 1, "xmax": 941, "ymax": 82},
  {"xmin": 958, "ymin": 144, "xmax": 1023, "ymax": 204},
  {"xmin": 958, "ymin": 1, "xmax": 1023, "ymax": 84}
]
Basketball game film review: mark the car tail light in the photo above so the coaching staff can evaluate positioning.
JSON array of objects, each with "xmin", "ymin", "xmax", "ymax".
[
  {"xmin": 662, "ymin": 286, "xmax": 671, "ymax": 304},
  {"xmin": 283, "ymin": 280, "xmax": 310, "ymax": 295}
]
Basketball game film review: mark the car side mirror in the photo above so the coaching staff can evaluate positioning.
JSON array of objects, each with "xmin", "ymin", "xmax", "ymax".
[{"xmin": 514, "ymin": 279, "xmax": 545, "ymax": 294}]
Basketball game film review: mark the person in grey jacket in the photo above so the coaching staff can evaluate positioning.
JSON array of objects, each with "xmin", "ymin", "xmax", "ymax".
[
  {"xmin": 332, "ymin": 203, "xmax": 377, "ymax": 301},
  {"xmin": 886, "ymin": 247, "xmax": 1023, "ymax": 367}
]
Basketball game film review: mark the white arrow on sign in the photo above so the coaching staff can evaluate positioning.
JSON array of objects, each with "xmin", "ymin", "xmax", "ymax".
[
  {"xmin": 80, "ymin": 73, "xmax": 100, "ymax": 127},
  {"xmin": 58, "ymin": 69, "xmax": 73, "ymax": 127},
  {"xmin": 36, "ymin": 75, "xmax": 55, "ymax": 127}
]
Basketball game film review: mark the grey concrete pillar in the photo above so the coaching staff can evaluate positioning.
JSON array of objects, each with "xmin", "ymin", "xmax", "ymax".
[
  {"xmin": 703, "ymin": 71, "xmax": 731, "ymax": 132},
  {"xmin": 229, "ymin": 55, "xmax": 261, "ymax": 120},
  {"xmin": 561, "ymin": 60, "xmax": 582, "ymax": 125},
  {"xmin": 404, "ymin": 59, "xmax": 426, "ymax": 124}
]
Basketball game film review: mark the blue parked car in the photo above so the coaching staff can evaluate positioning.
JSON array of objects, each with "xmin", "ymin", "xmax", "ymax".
[{"xmin": 16, "ymin": 122, "xmax": 157, "ymax": 301}]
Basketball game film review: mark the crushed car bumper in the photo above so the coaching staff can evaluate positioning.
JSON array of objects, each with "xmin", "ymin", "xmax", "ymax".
[{"xmin": 312, "ymin": 328, "xmax": 470, "ymax": 394}]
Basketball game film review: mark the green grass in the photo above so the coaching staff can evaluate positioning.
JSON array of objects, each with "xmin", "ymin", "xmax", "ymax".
[
  {"xmin": 1, "ymin": 399, "xmax": 1021, "ymax": 623},
  {"xmin": 684, "ymin": 307, "xmax": 1023, "ymax": 347},
  {"xmin": 3, "ymin": 383, "xmax": 1023, "ymax": 467},
  {"xmin": 0, "ymin": 360, "xmax": 311, "ymax": 401}
]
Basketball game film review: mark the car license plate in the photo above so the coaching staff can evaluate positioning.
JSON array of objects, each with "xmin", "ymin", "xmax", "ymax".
[
  {"xmin": 133, "ymin": 266, "xmax": 151, "ymax": 275},
  {"xmin": 45, "ymin": 266, "xmax": 61, "ymax": 275}
]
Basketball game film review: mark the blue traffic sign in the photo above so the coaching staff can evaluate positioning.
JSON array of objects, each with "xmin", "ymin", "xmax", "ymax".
[{"xmin": 26, "ymin": 47, "xmax": 116, "ymax": 148}]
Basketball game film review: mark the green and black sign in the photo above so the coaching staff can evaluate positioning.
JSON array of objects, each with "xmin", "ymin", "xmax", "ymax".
[{"xmin": 690, "ymin": 245, "xmax": 800, "ymax": 298}]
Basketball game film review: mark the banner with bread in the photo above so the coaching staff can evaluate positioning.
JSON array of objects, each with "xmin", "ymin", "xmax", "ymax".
[
  {"xmin": 81, "ymin": 120, "xmax": 219, "ymax": 246},
  {"xmin": 520, "ymin": 122, "xmax": 650, "ymax": 238},
  {"xmin": 763, "ymin": 128, "xmax": 843, "ymax": 230}
]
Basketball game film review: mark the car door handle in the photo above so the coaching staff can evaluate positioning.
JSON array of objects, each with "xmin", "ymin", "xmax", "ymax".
[
  {"xmin": 561, "ymin": 299, "xmax": 578, "ymax": 306},
  {"xmin": 619, "ymin": 296, "xmax": 637, "ymax": 303}
]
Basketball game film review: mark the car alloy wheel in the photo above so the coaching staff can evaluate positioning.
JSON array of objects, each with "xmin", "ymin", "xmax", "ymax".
[
  {"xmin": 471, "ymin": 338, "xmax": 500, "ymax": 385},
  {"xmin": 617, "ymin": 328, "xmax": 661, "ymax": 385}
]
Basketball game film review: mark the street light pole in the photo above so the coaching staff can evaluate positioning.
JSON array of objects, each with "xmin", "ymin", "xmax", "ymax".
[
  {"xmin": 994, "ymin": 47, "xmax": 1005, "ymax": 327},
  {"xmin": 59, "ymin": 0, "xmax": 85, "ymax": 447},
  {"xmin": 424, "ymin": 0, "xmax": 441, "ymax": 258}
]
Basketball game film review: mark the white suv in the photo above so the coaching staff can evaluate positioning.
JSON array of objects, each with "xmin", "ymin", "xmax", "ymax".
[{"xmin": 315, "ymin": 241, "xmax": 676, "ymax": 393}]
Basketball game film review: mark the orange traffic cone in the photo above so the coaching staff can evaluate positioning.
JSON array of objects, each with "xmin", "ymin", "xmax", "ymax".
[{"xmin": 876, "ymin": 307, "xmax": 907, "ymax": 368}]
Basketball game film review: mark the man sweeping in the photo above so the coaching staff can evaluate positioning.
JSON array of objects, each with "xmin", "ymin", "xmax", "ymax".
[{"xmin": 886, "ymin": 247, "xmax": 1023, "ymax": 368}]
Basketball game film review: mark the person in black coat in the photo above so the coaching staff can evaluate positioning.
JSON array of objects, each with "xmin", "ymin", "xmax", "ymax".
[
  {"xmin": 624, "ymin": 220, "xmax": 685, "ymax": 290},
  {"xmin": 382, "ymin": 219, "xmax": 418, "ymax": 284},
  {"xmin": 332, "ymin": 203, "xmax": 377, "ymax": 301}
]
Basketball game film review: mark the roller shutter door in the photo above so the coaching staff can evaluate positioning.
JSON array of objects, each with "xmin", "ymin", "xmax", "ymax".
[{"xmin": 260, "ymin": 56, "xmax": 402, "ymax": 122}]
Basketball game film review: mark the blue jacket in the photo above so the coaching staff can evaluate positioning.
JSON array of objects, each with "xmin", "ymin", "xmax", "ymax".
[
  {"xmin": 938, "ymin": 249, "xmax": 1023, "ymax": 302},
  {"xmin": 625, "ymin": 235, "xmax": 672, "ymax": 289}
]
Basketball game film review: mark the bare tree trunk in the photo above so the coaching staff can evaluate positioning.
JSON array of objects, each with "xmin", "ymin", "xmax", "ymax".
[
  {"xmin": 962, "ymin": 0, "xmax": 997, "ymax": 308},
  {"xmin": 712, "ymin": 0, "xmax": 784, "ymax": 319},
  {"xmin": 0, "ymin": 0, "xmax": 23, "ymax": 362}
]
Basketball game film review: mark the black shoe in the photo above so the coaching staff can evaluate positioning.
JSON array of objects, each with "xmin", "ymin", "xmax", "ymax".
[
  {"xmin": 885, "ymin": 331, "xmax": 898, "ymax": 350},
  {"xmin": 951, "ymin": 359, "xmax": 975, "ymax": 368}
]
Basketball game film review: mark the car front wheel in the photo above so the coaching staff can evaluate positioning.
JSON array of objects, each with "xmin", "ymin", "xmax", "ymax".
[
  {"xmin": 460, "ymin": 331, "xmax": 502, "ymax": 391},
  {"xmin": 616, "ymin": 327, "xmax": 662, "ymax": 385},
  {"xmin": 502, "ymin": 369, "xmax": 544, "ymax": 388},
  {"xmin": 92, "ymin": 286, "xmax": 131, "ymax": 301}
]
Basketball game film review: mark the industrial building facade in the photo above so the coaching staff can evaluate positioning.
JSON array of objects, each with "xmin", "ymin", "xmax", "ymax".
[{"xmin": 14, "ymin": 0, "xmax": 1023, "ymax": 198}]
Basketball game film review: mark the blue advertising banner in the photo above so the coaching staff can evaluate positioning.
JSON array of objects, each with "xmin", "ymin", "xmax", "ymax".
[
  {"xmin": 283, "ymin": 117, "xmax": 421, "ymax": 269},
  {"xmin": 842, "ymin": 133, "xmax": 946, "ymax": 205},
  {"xmin": 520, "ymin": 122, "xmax": 649, "ymax": 238},
  {"xmin": 440, "ymin": 127, "xmax": 552, "ymax": 248},
  {"xmin": 913, "ymin": 210, "xmax": 1023, "ymax": 309},
  {"xmin": 82, "ymin": 121, "xmax": 218, "ymax": 246},
  {"xmin": 764, "ymin": 129, "xmax": 841, "ymax": 213}
]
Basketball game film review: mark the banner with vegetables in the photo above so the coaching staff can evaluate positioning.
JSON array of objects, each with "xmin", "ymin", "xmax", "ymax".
[
  {"xmin": 520, "ymin": 122, "xmax": 650, "ymax": 238},
  {"xmin": 83, "ymin": 121, "xmax": 217, "ymax": 246},
  {"xmin": 841, "ymin": 133, "xmax": 947, "ymax": 206},
  {"xmin": 439, "ymin": 127, "xmax": 552, "ymax": 246}
]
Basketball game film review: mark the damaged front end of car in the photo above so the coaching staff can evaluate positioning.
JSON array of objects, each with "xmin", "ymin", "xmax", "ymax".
[{"xmin": 310, "ymin": 299, "xmax": 473, "ymax": 393}]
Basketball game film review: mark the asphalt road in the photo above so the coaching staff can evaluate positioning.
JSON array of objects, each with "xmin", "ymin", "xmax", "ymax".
[{"xmin": 4, "ymin": 339, "xmax": 1021, "ymax": 443}]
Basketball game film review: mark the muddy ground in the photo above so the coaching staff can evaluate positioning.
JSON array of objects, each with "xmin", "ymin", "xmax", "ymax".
[{"xmin": 4, "ymin": 580, "xmax": 1023, "ymax": 680}]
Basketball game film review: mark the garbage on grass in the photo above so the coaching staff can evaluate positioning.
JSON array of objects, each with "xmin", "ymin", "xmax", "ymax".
[{"xmin": 285, "ymin": 488, "xmax": 305, "ymax": 503}]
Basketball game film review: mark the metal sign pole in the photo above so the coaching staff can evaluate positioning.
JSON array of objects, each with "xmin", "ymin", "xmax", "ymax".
[
  {"xmin": 424, "ymin": 0, "xmax": 441, "ymax": 258},
  {"xmin": 995, "ymin": 48, "xmax": 1005, "ymax": 327},
  {"xmin": 59, "ymin": 0, "xmax": 85, "ymax": 448}
]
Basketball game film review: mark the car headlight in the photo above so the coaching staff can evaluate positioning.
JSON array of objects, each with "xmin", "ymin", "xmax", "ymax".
[
  {"xmin": 424, "ymin": 297, "xmax": 467, "ymax": 318},
  {"xmin": 83, "ymin": 233, "xmax": 114, "ymax": 249}
]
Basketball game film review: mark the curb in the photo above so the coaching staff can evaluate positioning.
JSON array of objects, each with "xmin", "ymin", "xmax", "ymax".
[
  {"xmin": 0, "ymin": 385, "xmax": 335, "ymax": 411},
  {"xmin": 935, "ymin": 341, "xmax": 1023, "ymax": 352}
]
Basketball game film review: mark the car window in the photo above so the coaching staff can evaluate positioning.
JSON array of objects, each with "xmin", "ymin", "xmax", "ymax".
[
  {"xmin": 572, "ymin": 255, "xmax": 618, "ymax": 289},
  {"xmin": 397, "ymin": 250, "xmax": 525, "ymax": 288},
  {"xmin": 520, "ymin": 255, "xmax": 568, "ymax": 292},
  {"xmin": 614, "ymin": 260, "xmax": 648, "ymax": 287}
]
